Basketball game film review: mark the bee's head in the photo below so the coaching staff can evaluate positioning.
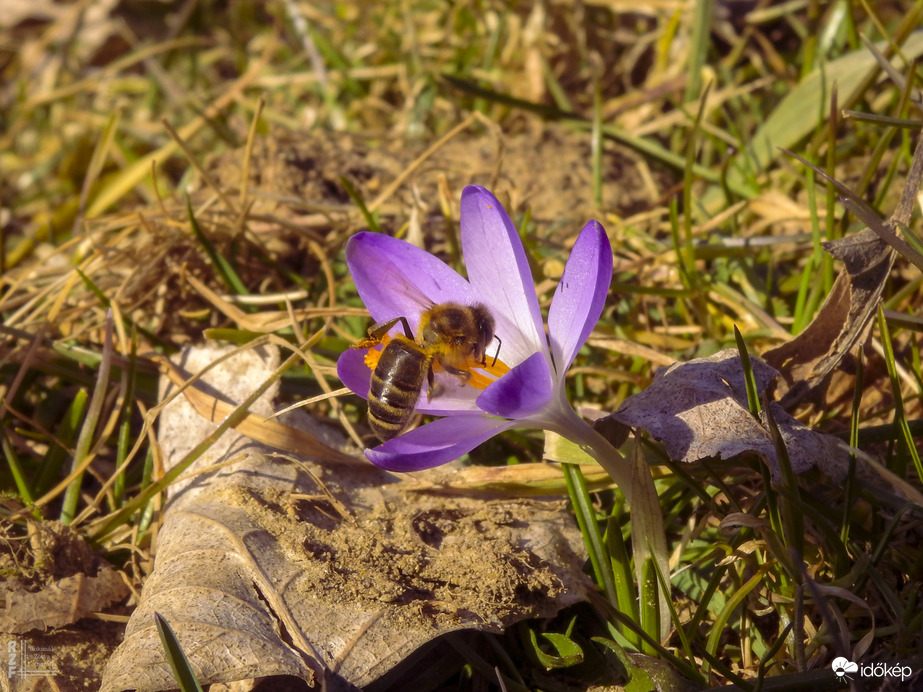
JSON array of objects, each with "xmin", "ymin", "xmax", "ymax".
[{"xmin": 468, "ymin": 303, "xmax": 495, "ymax": 361}]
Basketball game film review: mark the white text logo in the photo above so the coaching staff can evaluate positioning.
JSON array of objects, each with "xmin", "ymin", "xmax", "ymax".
[
  {"xmin": 6, "ymin": 639, "xmax": 59, "ymax": 679},
  {"xmin": 831, "ymin": 657, "xmax": 913, "ymax": 683}
]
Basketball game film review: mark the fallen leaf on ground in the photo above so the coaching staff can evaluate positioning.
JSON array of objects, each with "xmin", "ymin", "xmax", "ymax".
[
  {"xmin": 100, "ymin": 344, "xmax": 589, "ymax": 692},
  {"xmin": 603, "ymin": 349, "xmax": 849, "ymax": 479},
  {"xmin": 0, "ymin": 520, "xmax": 130, "ymax": 634},
  {"xmin": 763, "ymin": 228, "xmax": 894, "ymax": 408}
]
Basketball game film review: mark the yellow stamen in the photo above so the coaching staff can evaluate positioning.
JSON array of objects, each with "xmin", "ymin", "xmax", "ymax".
[
  {"xmin": 466, "ymin": 358, "xmax": 510, "ymax": 389},
  {"xmin": 363, "ymin": 336, "xmax": 389, "ymax": 370}
]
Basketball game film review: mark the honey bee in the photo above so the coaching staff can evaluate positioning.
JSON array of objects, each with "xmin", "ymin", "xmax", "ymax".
[{"xmin": 356, "ymin": 302, "xmax": 499, "ymax": 441}]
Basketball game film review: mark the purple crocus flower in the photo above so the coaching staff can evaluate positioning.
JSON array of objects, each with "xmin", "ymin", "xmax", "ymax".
[
  {"xmin": 338, "ymin": 185, "xmax": 670, "ymax": 633},
  {"xmin": 336, "ymin": 185, "xmax": 614, "ymax": 473}
]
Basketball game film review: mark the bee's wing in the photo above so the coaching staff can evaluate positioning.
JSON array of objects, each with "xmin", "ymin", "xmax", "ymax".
[
  {"xmin": 373, "ymin": 260, "xmax": 437, "ymax": 313},
  {"xmin": 351, "ymin": 237, "xmax": 476, "ymax": 331},
  {"xmin": 354, "ymin": 258, "xmax": 437, "ymax": 342}
]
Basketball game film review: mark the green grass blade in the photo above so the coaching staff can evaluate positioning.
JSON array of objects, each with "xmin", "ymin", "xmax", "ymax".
[
  {"xmin": 60, "ymin": 312, "xmax": 115, "ymax": 524},
  {"xmin": 762, "ymin": 390, "xmax": 805, "ymax": 562},
  {"xmin": 734, "ymin": 325, "xmax": 760, "ymax": 418},
  {"xmin": 154, "ymin": 612, "xmax": 204, "ymax": 692},
  {"xmin": 705, "ymin": 565, "xmax": 772, "ymax": 671},
  {"xmin": 684, "ymin": 0, "xmax": 714, "ymax": 102},
  {"xmin": 840, "ymin": 347, "xmax": 863, "ymax": 553},
  {"xmin": 34, "ymin": 389, "xmax": 88, "ymax": 497},
  {"xmin": 605, "ymin": 515, "xmax": 639, "ymax": 644},
  {"xmin": 877, "ymin": 307, "xmax": 923, "ymax": 484},
  {"xmin": 340, "ymin": 175, "xmax": 380, "ymax": 233},
  {"xmin": 563, "ymin": 463, "xmax": 620, "ymax": 611},
  {"xmin": 2, "ymin": 431, "xmax": 35, "ymax": 507},
  {"xmin": 185, "ymin": 194, "xmax": 248, "ymax": 296}
]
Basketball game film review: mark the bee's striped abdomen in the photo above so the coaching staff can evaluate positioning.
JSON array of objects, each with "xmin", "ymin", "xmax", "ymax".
[{"xmin": 368, "ymin": 337, "xmax": 430, "ymax": 441}]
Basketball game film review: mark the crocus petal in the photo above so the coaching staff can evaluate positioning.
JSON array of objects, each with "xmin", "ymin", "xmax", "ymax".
[
  {"xmin": 547, "ymin": 220, "xmax": 612, "ymax": 374},
  {"xmin": 476, "ymin": 351, "xmax": 553, "ymax": 418},
  {"xmin": 336, "ymin": 347, "xmax": 372, "ymax": 400},
  {"xmin": 460, "ymin": 186, "xmax": 547, "ymax": 367},
  {"xmin": 346, "ymin": 232, "xmax": 475, "ymax": 333},
  {"xmin": 365, "ymin": 415, "xmax": 514, "ymax": 471}
]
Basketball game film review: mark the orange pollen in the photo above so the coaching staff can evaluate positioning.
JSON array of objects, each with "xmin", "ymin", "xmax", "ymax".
[{"xmin": 362, "ymin": 335, "xmax": 511, "ymax": 390}]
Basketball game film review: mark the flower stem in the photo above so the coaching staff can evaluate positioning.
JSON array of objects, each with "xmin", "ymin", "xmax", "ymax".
[{"xmin": 549, "ymin": 405, "xmax": 670, "ymax": 641}]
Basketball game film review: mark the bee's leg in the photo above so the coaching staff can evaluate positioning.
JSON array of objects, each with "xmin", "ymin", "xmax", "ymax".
[
  {"xmin": 354, "ymin": 315, "xmax": 414, "ymax": 349},
  {"xmin": 369, "ymin": 316, "xmax": 414, "ymax": 340},
  {"xmin": 443, "ymin": 364, "xmax": 472, "ymax": 386},
  {"xmin": 426, "ymin": 366, "xmax": 445, "ymax": 401}
]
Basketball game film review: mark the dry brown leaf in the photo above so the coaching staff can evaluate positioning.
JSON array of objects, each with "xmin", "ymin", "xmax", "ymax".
[
  {"xmin": 100, "ymin": 345, "xmax": 588, "ymax": 691},
  {"xmin": 763, "ymin": 228, "xmax": 895, "ymax": 408},
  {"xmin": 0, "ymin": 567, "xmax": 129, "ymax": 634},
  {"xmin": 603, "ymin": 349, "xmax": 849, "ymax": 479}
]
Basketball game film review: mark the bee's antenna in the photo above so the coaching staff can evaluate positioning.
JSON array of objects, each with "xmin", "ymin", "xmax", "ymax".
[{"xmin": 490, "ymin": 335, "xmax": 502, "ymax": 367}]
